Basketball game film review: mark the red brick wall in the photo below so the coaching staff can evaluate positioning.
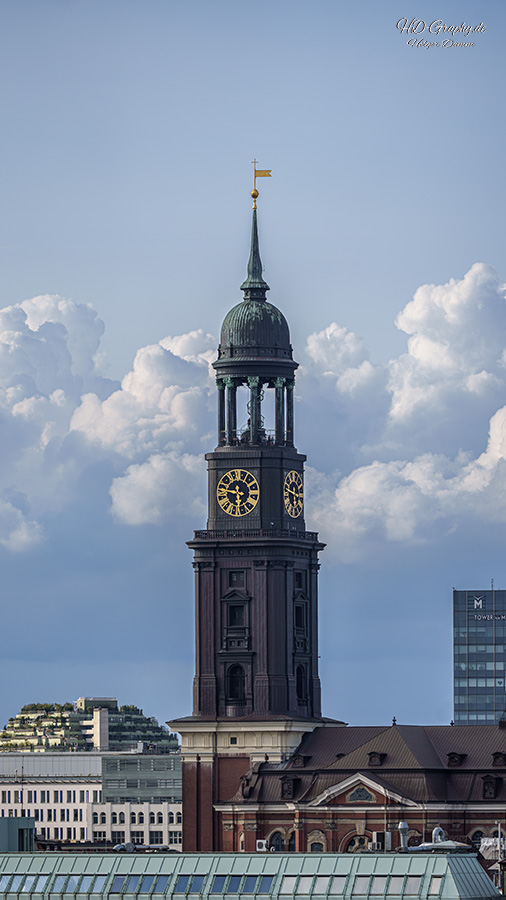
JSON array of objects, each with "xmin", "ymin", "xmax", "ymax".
[
  {"xmin": 215, "ymin": 755, "xmax": 251, "ymax": 802},
  {"xmin": 182, "ymin": 759, "xmax": 214, "ymax": 851},
  {"xmin": 183, "ymin": 753, "xmax": 253, "ymax": 851}
]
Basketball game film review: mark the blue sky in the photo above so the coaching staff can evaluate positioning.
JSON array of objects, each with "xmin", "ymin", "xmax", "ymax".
[{"xmin": 1, "ymin": 0, "xmax": 506, "ymax": 731}]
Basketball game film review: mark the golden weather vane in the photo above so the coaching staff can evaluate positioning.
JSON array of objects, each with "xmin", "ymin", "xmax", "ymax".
[{"xmin": 251, "ymin": 159, "xmax": 272, "ymax": 209}]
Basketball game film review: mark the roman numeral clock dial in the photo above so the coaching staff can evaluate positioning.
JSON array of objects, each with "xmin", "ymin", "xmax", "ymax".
[
  {"xmin": 216, "ymin": 469, "xmax": 260, "ymax": 517},
  {"xmin": 284, "ymin": 470, "xmax": 304, "ymax": 518}
]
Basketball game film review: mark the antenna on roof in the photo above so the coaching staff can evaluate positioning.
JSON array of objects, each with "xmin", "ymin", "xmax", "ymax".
[{"xmin": 491, "ymin": 578, "xmax": 494, "ymax": 591}]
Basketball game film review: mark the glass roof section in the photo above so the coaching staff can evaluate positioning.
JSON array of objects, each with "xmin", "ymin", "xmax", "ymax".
[{"xmin": 0, "ymin": 853, "xmax": 499, "ymax": 900}]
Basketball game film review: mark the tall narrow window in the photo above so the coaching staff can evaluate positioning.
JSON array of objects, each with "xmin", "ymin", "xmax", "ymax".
[
  {"xmin": 296, "ymin": 665, "xmax": 307, "ymax": 702},
  {"xmin": 228, "ymin": 665, "xmax": 246, "ymax": 700},
  {"xmin": 229, "ymin": 605, "xmax": 245, "ymax": 626},
  {"xmin": 295, "ymin": 604, "xmax": 306, "ymax": 629},
  {"xmin": 295, "ymin": 571, "xmax": 305, "ymax": 591},
  {"xmin": 269, "ymin": 831, "xmax": 284, "ymax": 851}
]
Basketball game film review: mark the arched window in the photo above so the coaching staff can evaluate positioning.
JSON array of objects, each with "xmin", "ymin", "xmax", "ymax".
[
  {"xmin": 112, "ymin": 812, "xmax": 117, "ymax": 825},
  {"xmin": 176, "ymin": 812, "xmax": 182, "ymax": 824},
  {"xmin": 119, "ymin": 812, "xmax": 125, "ymax": 824},
  {"xmin": 269, "ymin": 831, "xmax": 284, "ymax": 852},
  {"xmin": 130, "ymin": 812, "xmax": 136, "ymax": 825},
  {"xmin": 228, "ymin": 665, "xmax": 246, "ymax": 701},
  {"xmin": 150, "ymin": 812, "xmax": 155, "ymax": 824},
  {"xmin": 346, "ymin": 835, "xmax": 369, "ymax": 852},
  {"xmin": 296, "ymin": 665, "xmax": 307, "ymax": 702},
  {"xmin": 288, "ymin": 832, "xmax": 296, "ymax": 852},
  {"xmin": 100, "ymin": 813, "xmax": 106, "ymax": 825},
  {"xmin": 92, "ymin": 813, "xmax": 98, "ymax": 825},
  {"xmin": 157, "ymin": 812, "xmax": 163, "ymax": 824},
  {"xmin": 169, "ymin": 812, "xmax": 174, "ymax": 824},
  {"xmin": 138, "ymin": 812, "xmax": 144, "ymax": 824},
  {"xmin": 308, "ymin": 828, "xmax": 327, "ymax": 852},
  {"xmin": 470, "ymin": 830, "xmax": 485, "ymax": 849}
]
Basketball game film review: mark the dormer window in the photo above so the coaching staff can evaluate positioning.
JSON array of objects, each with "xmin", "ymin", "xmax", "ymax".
[
  {"xmin": 291, "ymin": 754, "xmax": 309, "ymax": 769},
  {"xmin": 492, "ymin": 752, "xmax": 506, "ymax": 767},
  {"xmin": 447, "ymin": 753, "xmax": 467, "ymax": 767},
  {"xmin": 482, "ymin": 775, "xmax": 501, "ymax": 799},
  {"xmin": 368, "ymin": 752, "xmax": 386, "ymax": 767},
  {"xmin": 281, "ymin": 777, "xmax": 295, "ymax": 799}
]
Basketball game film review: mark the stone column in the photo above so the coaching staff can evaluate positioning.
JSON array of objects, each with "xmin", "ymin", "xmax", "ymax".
[
  {"xmin": 225, "ymin": 378, "xmax": 236, "ymax": 445},
  {"xmin": 286, "ymin": 380, "xmax": 294, "ymax": 446},
  {"xmin": 217, "ymin": 380, "xmax": 226, "ymax": 446},
  {"xmin": 275, "ymin": 377, "xmax": 285, "ymax": 445},
  {"xmin": 248, "ymin": 376, "xmax": 260, "ymax": 444}
]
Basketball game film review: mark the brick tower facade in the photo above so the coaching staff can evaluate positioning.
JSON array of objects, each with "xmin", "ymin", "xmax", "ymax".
[{"xmin": 170, "ymin": 194, "xmax": 340, "ymax": 851}]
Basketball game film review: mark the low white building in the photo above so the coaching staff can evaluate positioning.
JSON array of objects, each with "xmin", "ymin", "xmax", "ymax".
[{"xmin": 0, "ymin": 752, "xmax": 182, "ymax": 849}]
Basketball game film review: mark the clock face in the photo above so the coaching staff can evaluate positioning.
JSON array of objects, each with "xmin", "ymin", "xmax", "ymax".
[
  {"xmin": 284, "ymin": 470, "xmax": 304, "ymax": 518},
  {"xmin": 217, "ymin": 469, "xmax": 260, "ymax": 517}
]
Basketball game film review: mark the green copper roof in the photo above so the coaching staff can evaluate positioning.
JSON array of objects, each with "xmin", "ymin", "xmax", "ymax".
[{"xmin": 219, "ymin": 299, "xmax": 291, "ymax": 358}]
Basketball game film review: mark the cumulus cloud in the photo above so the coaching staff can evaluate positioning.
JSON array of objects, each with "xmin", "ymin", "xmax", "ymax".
[
  {"xmin": 110, "ymin": 452, "xmax": 206, "ymax": 526},
  {"xmin": 386, "ymin": 264, "xmax": 506, "ymax": 452},
  {"xmin": 299, "ymin": 264, "xmax": 506, "ymax": 560},
  {"xmin": 0, "ymin": 497, "xmax": 43, "ymax": 552},
  {"xmin": 0, "ymin": 296, "xmax": 216, "ymax": 547},
  {"xmin": 0, "ymin": 295, "xmax": 119, "ymax": 547},
  {"xmin": 2, "ymin": 264, "xmax": 506, "ymax": 560},
  {"xmin": 71, "ymin": 338, "xmax": 214, "ymax": 460}
]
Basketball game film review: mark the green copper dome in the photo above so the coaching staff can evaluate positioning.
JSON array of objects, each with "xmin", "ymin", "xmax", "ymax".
[{"xmin": 219, "ymin": 299, "xmax": 292, "ymax": 359}]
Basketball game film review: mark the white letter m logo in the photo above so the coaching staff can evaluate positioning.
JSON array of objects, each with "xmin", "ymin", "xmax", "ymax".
[{"xmin": 474, "ymin": 596, "xmax": 484, "ymax": 609}]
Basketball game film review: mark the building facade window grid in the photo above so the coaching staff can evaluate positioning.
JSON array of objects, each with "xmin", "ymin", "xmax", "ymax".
[
  {"xmin": 453, "ymin": 589, "xmax": 506, "ymax": 724},
  {"xmin": 0, "ymin": 754, "xmax": 182, "ymax": 848}
]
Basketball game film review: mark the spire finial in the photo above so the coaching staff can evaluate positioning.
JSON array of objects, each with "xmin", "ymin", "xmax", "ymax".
[
  {"xmin": 240, "ymin": 162, "xmax": 272, "ymax": 299},
  {"xmin": 251, "ymin": 159, "xmax": 271, "ymax": 209}
]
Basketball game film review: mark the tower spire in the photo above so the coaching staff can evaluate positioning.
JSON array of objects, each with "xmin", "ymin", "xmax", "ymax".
[
  {"xmin": 240, "ymin": 161, "xmax": 272, "ymax": 299},
  {"xmin": 240, "ymin": 207, "xmax": 270, "ymax": 298}
]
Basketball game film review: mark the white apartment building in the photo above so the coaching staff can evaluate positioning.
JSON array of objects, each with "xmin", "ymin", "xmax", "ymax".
[{"xmin": 0, "ymin": 752, "xmax": 182, "ymax": 849}]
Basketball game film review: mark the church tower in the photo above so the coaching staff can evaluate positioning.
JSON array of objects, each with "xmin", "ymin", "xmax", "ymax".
[{"xmin": 171, "ymin": 184, "xmax": 338, "ymax": 852}]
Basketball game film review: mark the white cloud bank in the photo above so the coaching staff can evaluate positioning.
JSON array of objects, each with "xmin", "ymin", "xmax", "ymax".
[{"xmin": 1, "ymin": 263, "xmax": 506, "ymax": 559}]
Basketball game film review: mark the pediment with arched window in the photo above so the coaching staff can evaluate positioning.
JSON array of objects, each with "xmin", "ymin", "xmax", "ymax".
[{"xmin": 307, "ymin": 773, "xmax": 417, "ymax": 809}]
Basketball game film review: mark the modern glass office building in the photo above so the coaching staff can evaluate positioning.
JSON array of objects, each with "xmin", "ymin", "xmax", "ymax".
[{"xmin": 453, "ymin": 589, "xmax": 506, "ymax": 724}]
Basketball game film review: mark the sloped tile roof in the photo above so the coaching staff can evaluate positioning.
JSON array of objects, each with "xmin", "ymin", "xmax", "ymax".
[{"xmin": 222, "ymin": 723, "xmax": 506, "ymax": 806}]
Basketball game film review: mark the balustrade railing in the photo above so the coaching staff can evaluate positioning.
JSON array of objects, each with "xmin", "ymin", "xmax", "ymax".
[{"xmin": 193, "ymin": 528, "xmax": 319, "ymax": 541}]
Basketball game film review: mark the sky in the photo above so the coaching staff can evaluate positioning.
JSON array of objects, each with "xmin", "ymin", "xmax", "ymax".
[{"xmin": 1, "ymin": 0, "xmax": 506, "ymax": 733}]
